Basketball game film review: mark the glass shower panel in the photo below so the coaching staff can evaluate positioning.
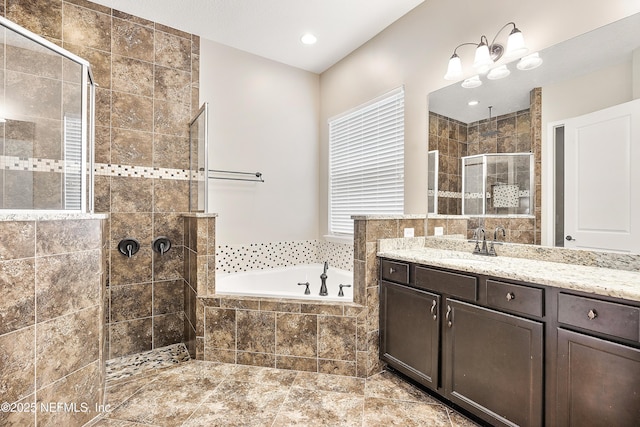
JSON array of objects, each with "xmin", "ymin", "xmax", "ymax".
[
  {"xmin": 428, "ymin": 150, "xmax": 438, "ymax": 214},
  {"xmin": 0, "ymin": 17, "xmax": 93, "ymax": 211},
  {"xmin": 462, "ymin": 153, "xmax": 533, "ymax": 216},
  {"xmin": 462, "ymin": 155, "xmax": 485, "ymax": 215},
  {"xmin": 189, "ymin": 103, "xmax": 208, "ymax": 212}
]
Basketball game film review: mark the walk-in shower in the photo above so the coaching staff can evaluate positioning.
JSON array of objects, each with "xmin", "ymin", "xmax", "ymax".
[
  {"xmin": 462, "ymin": 152, "xmax": 534, "ymax": 215},
  {"xmin": 0, "ymin": 16, "xmax": 95, "ymax": 212}
]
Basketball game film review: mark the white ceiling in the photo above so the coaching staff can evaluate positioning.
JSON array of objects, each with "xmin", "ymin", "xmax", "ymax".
[{"xmin": 90, "ymin": 0, "xmax": 425, "ymax": 73}]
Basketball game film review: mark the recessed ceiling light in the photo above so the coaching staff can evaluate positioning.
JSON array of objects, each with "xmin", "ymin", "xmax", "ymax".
[
  {"xmin": 301, "ymin": 33, "xmax": 317, "ymax": 45},
  {"xmin": 468, "ymin": 100, "xmax": 479, "ymax": 106}
]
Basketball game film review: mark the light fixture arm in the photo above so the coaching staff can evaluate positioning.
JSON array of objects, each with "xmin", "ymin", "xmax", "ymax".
[
  {"xmin": 489, "ymin": 22, "xmax": 517, "ymax": 52},
  {"xmin": 444, "ymin": 21, "xmax": 533, "ymax": 82},
  {"xmin": 450, "ymin": 41, "xmax": 480, "ymax": 57}
]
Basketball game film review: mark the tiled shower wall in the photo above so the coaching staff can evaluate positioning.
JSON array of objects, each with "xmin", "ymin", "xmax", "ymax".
[
  {"xmin": 0, "ymin": 216, "xmax": 107, "ymax": 426},
  {"xmin": 3, "ymin": 0, "xmax": 201, "ymax": 359}
]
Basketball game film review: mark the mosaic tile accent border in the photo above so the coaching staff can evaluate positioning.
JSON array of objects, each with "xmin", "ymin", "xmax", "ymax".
[
  {"xmin": 0, "ymin": 155, "xmax": 75, "ymax": 172},
  {"xmin": 94, "ymin": 163, "xmax": 193, "ymax": 180},
  {"xmin": 215, "ymin": 239, "xmax": 353, "ymax": 274},
  {"xmin": 105, "ymin": 343, "xmax": 190, "ymax": 382},
  {"xmin": 0, "ymin": 156, "xmax": 195, "ymax": 181},
  {"xmin": 464, "ymin": 190, "xmax": 530, "ymax": 199},
  {"xmin": 428, "ymin": 190, "xmax": 530, "ymax": 200}
]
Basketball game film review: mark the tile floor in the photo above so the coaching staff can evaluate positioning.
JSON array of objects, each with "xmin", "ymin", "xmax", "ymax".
[{"xmin": 91, "ymin": 347, "xmax": 480, "ymax": 427}]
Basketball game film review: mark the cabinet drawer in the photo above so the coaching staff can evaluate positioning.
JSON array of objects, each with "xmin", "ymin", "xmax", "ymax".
[
  {"xmin": 415, "ymin": 266, "xmax": 477, "ymax": 300},
  {"xmin": 381, "ymin": 260, "xmax": 409, "ymax": 284},
  {"xmin": 487, "ymin": 280, "xmax": 544, "ymax": 318},
  {"xmin": 558, "ymin": 293, "xmax": 640, "ymax": 342}
]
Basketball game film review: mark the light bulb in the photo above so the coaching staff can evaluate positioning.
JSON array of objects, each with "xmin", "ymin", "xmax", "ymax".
[
  {"xmin": 487, "ymin": 65, "xmax": 511, "ymax": 80},
  {"xmin": 505, "ymin": 27, "xmax": 528, "ymax": 58},
  {"xmin": 461, "ymin": 75, "xmax": 482, "ymax": 89},
  {"xmin": 444, "ymin": 53, "xmax": 463, "ymax": 81},
  {"xmin": 473, "ymin": 42, "xmax": 493, "ymax": 73},
  {"xmin": 517, "ymin": 52, "xmax": 543, "ymax": 70}
]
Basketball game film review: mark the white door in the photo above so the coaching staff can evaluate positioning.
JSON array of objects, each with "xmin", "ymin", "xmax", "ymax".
[{"xmin": 564, "ymin": 98, "xmax": 640, "ymax": 253}]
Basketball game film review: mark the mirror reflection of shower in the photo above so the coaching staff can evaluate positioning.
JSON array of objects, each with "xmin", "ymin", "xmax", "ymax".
[
  {"xmin": 428, "ymin": 150, "xmax": 438, "ymax": 214},
  {"xmin": 462, "ymin": 152, "xmax": 534, "ymax": 216}
]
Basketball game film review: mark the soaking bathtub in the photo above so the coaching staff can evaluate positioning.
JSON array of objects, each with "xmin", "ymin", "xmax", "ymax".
[{"xmin": 216, "ymin": 263, "xmax": 353, "ymax": 302}]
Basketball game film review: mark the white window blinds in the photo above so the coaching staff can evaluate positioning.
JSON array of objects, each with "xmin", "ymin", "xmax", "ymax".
[{"xmin": 329, "ymin": 88, "xmax": 404, "ymax": 235}]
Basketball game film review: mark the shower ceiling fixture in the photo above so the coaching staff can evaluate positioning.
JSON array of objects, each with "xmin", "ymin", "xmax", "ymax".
[{"xmin": 444, "ymin": 22, "xmax": 542, "ymax": 87}]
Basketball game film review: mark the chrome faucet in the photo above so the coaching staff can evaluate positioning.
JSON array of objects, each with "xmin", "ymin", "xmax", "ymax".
[
  {"xmin": 319, "ymin": 261, "xmax": 328, "ymax": 296},
  {"xmin": 488, "ymin": 226, "xmax": 506, "ymax": 256},
  {"xmin": 471, "ymin": 227, "xmax": 488, "ymax": 255}
]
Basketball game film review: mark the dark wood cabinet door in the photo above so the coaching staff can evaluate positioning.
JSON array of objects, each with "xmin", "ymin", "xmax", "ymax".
[
  {"xmin": 445, "ymin": 299, "xmax": 544, "ymax": 427},
  {"xmin": 380, "ymin": 281, "xmax": 440, "ymax": 389},
  {"xmin": 556, "ymin": 328, "xmax": 640, "ymax": 426}
]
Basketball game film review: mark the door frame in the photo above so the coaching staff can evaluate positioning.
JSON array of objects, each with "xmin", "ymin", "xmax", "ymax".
[{"xmin": 543, "ymin": 120, "xmax": 565, "ymax": 247}]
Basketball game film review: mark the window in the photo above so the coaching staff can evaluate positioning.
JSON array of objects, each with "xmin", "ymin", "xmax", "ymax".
[{"xmin": 329, "ymin": 87, "xmax": 404, "ymax": 235}]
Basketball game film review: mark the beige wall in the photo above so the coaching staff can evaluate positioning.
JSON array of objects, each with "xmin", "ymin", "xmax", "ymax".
[
  {"xmin": 319, "ymin": 0, "xmax": 640, "ymax": 236},
  {"xmin": 200, "ymin": 40, "xmax": 320, "ymax": 245}
]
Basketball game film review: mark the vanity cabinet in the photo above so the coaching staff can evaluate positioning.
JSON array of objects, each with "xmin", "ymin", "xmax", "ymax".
[
  {"xmin": 380, "ymin": 281, "xmax": 440, "ymax": 389},
  {"xmin": 379, "ymin": 256, "xmax": 640, "ymax": 426},
  {"xmin": 380, "ymin": 260, "xmax": 544, "ymax": 427},
  {"xmin": 445, "ymin": 299, "xmax": 543, "ymax": 427},
  {"xmin": 556, "ymin": 293, "xmax": 640, "ymax": 426}
]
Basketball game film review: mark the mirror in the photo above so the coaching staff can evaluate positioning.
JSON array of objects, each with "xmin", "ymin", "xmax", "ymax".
[{"xmin": 427, "ymin": 12, "xmax": 640, "ymax": 249}]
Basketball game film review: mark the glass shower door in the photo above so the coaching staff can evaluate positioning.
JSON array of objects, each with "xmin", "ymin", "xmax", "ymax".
[{"xmin": 189, "ymin": 102, "xmax": 208, "ymax": 212}]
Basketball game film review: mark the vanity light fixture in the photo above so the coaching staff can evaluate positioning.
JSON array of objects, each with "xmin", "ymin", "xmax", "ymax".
[
  {"xmin": 516, "ymin": 52, "xmax": 543, "ymax": 70},
  {"xmin": 461, "ymin": 75, "xmax": 482, "ymax": 88},
  {"xmin": 487, "ymin": 64, "xmax": 511, "ymax": 80},
  {"xmin": 444, "ymin": 22, "xmax": 529, "ymax": 81},
  {"xmin": 301, "ymin": 33, "xmax": 317, "ymax": 45}
]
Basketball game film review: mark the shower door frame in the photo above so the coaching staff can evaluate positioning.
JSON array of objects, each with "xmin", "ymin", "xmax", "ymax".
[
  {"xmin": 0, "ymin": 16, "xmax": 95, "ymax": 214},
  {"xmin": 189, "ymin": 102, "xmax": 209, "ymax": 212}
]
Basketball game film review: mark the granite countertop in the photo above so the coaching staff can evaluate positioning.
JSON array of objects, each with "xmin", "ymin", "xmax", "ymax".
[{"xmin": 378, "ymin": 247, "xmax": 640, "ymax": 302}]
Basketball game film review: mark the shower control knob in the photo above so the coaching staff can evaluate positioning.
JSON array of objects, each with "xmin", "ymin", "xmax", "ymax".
[
  {"xmin": 118, "ymin": 239, "xmax": 140, "ymax": 258},
  {"xmin": 152, "ymin": 236, "xmax": 172, "ymax": 255}
]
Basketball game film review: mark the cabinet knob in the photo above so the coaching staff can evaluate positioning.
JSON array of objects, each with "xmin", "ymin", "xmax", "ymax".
[
  {"xmin": 389, "ymin": 267, "xmax": 396, "ymax": 274},
  {"xmin": 506, "ymin": 292, "xmax": 515, "ymax": 301},
  {"xmin": 430, "ymin": 299, "xmax": 437, "ymax": 320},
  {"xmin": 587, "ymin": 309, "xmax": 598, "ymax": 320}
]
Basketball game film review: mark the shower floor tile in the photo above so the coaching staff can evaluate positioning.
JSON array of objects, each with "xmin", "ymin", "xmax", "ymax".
[{"xmin": 91, "ymin": 356, "xmax": 481, "ymax": 427}]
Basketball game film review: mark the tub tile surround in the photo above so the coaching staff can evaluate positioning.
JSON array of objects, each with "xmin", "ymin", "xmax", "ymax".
[
  {"xmin": 352, "ymin": 215, "xmax": 428, "ymax": 377},
  {"xmin": 2, "ymin": 0, "xmax": 202, "ymax": 359},
  {"xmin": 0, "ymin": 215, "xmax": 107, "ymax": 427},
  {"xmin": 183, "ymin": 214, "xmax": 365, "ymax": 376}
]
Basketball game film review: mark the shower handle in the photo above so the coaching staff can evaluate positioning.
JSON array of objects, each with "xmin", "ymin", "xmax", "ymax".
[
  {"xmin": 118, "ymin": 239, "xmax": 140, "ymax": 258},
  {"xmin": 152, "ymin": 236, "xmax": 172, "ymax": 255}
]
